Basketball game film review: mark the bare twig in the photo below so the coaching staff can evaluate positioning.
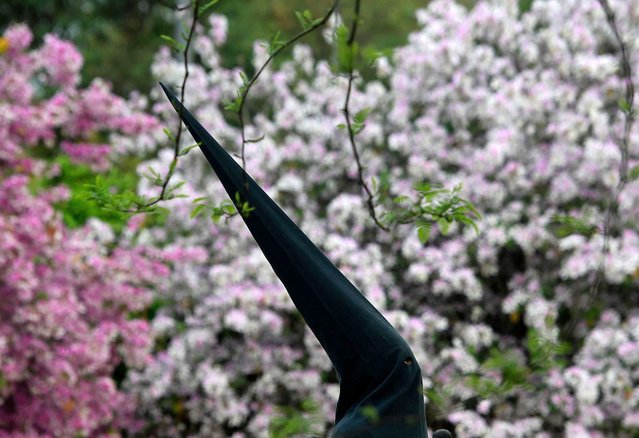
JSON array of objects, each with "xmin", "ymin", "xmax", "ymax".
[
  {"xmin": 149, "ymin": 0, "xmax": 199, "ymax": 206},
  {"xmin": 129, "ymin": 0, "xmax": 201, "ymax": 212},
  {"xmin": 564, "ymin": 0, "xmax": 635, "ymax": 336},
  {"xmin": 236, "ymin": 1, "xmax": 339, "ymax": 190},
  {"xmin": 157, "ymin": 0, "xmax": 192, "ymax": 11},
  {"xmin": 341, "ymin": 0, "xmax": 389, "ymax": 231}
]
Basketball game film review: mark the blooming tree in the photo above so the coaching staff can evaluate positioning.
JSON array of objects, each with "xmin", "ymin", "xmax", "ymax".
[
  {"xmin": 127, "ymin": 0, "xmax": 639, "ymax": 436},
  {"xmin": 0, "ymin": 24, "xmax": 171, "ymax": 436}
]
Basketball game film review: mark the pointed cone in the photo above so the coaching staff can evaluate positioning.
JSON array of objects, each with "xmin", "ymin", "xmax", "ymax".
[{"xmin": 160, "ymin": 83, "xmax": 426, "ymax": 436}]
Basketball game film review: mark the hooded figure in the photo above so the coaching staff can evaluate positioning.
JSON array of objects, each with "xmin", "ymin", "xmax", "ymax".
[{"xmin": 160, "ymin": 84, "xmax": 451, "ymax": 438}]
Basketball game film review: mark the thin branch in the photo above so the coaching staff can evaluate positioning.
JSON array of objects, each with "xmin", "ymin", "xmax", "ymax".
[
  {"xmin": 157, "ymin": 1, "xmax": 192, "ymax": 12},
  {"xmin": 564, "ymin": 0, "xmax": 635, "ymax": 336},
  {"xmin": 142, "ymin": 0, "xmax": 201, "ymax": 210},
  {"xmin": 236, "ymin": 1, "xmax": 339, "ymax": 189},
  {"xmin": 341, "ymin": 0, "xmax": 389, "ymax": 231}
]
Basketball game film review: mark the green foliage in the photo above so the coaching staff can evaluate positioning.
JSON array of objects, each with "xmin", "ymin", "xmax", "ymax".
[
  {"xmin": 360, "ymin": 405, "xmax": 380, "ymax": 424},
  {"xmin": 378, "ymin": 182, "xmax": 481, "ymax": 243},
  {"xmin": 178, "ymin": 142, "xmax": 202, "ymax": 156},
  {"xmin": 160, "ymin": 34, "xmax": 185, "ymax": 52},
  {"xmin": 334, "ymin": 24, "xmax": 357, "ymax": 73},
  {"xmin": 0, "ymin": 0, "xmax": 175, "ymax": 95},
  {"xmin": 417, "ymin": 220, "xmax": 432, "ymax": 245},
  {"xmin": 362, "ymin": 46, "xmax": 393, "ymax": 67},
  {"xmin": 234, "ymin": 191, "xmax": 256, "ymax": 218},
  {"xmin": 265, "ymin": 31, "xmax": 286, "ymax": 55},
  {"xmin": 1, "ymin": 1, "xmax": 483, "ymax": 94},
  {"xmin": 190, "ymin": 196, "xmax": 237, "ymax": 222},
  {"xmin": 199, "ymin": 0, "xmax": 220, "ymax": 15},
  {"xmin": 518, "ymin": 0, "xmax": 535, "ymax": 14},
  {"xmin": 84, "ymin": 175, "xmax": 169, "ymax": 220},
  {"xmin": 211, "ymin": 0, "xmax": 433, "ymax": 74},
  {"xmin": 351, "ymin": 107, "xmax": 371, "ymax": 135},
  {"xmin": 548, "ymin": 215, "xmax": 598, "ymax": 238},
  {"xmin": 464, "ymin": 330, "xmax": 570, "ymax": 402},
  {"xmin": 628, "ymin": 164, "xmax": 639, "ymax": 181},
  {"xmin": 425, "ymin": 387, "xmax": 446, "ymax": 410},
  {"xmin": 224, "ymin": 71, "xmax": 249, "ymax": 112},
  {"xmin": 139, "ymin": 163, "xmax": 189, "ymax": 203},
  {"xmin": 28, "ymin": 155, "xmax": 142, "ymax": 231},
  {"xmin": 526, "ymin": 329, "xmax": 571, "ymax": 370},
  {"xmin": 295, "ymin": 9, "xmax": 322, "ymax": 31},
  {"xmin": 618, "ymin": 98, "xmax": 633, "ymax": 115},
  {"xmin": 483, "ymin": 348, "xmax": 530, "ymax": 386},
  {"xmin": 465, "ymin": 374, "xmax": 519, "ymax": 399},
  {"xmin": 269, "ymin": 399, "xmax": 318, "ymax": 438},
  {"xmin": 463, "ymin": 348, "xmax": 531, "ymax": 401},
  {"xmin": 337, "ymin": 107, "xmax": 371, "ymax": 135}
]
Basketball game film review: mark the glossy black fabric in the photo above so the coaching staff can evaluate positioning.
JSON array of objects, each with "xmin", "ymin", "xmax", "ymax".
[{"xmin": 160, "ymin": 83, "xmax": 427, "ymax": 437}]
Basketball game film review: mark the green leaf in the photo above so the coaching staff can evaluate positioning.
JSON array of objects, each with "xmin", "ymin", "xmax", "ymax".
[
  {"xmin": 518, "ymin": 0, "xmax": 535, "ymax": 14},
  {"xmin": 192, "ymin": 197, "xmax": 207, "ymax": 203},
  {"xmin": 360, "ymin": 405, "xmax": 380, "ymax": 424},
  {"xmin": 168, "ymin": 180, "xmax": 186, "ymax": 193},
  {"xmin": 425, "ymin": 388, "xmax": 446, "ymax": 409},
  {"xmin": 153, "ymin": 206, "xmax": 170, "ymax": 219},
  {"xmin": 463, "ymin": 201, "xmax": 482, "ymax": 219},
  {"xmin": 549, "ymin": 215, "xmax": 598, "ymax": 238},
  {"xmin": 629, "ymin": 165, "xmax": 639, "ymax": 181},
  {"xmin": 168, "ymin": 159, "xmax": 177, "ymax": 175},
  {"xmin": 413, "ymin": 181, "xmax": 434, "ymax": 193},
  {"xmin": 199, "ymin": 0, "xmax": 219, "ymax": 14},
  {"xmin": 160, "ymin": 34, "xmax": 184, "ymax": 51},
  {"xmin": 437, "ymin": 218, "xmax": 451, "ymax": 235},
  {"xmin": 178, "ymin": 142, "xmax": 201, "ymax": 156},
  {"xmin": 362, "ymin": 47, "xmax": 392, "ymax": 67},
  {"xmin": 222, "ymin": 203, "xmax": 237, "ymax": 215},
  {"xmin": 295, "ymin": 9, "xmax": 318, "ymax": 30},
  {"xmin": 239, "ymin": 71, "xmax": 249, "ymax": 85},
  {"xmin": 455, "ymin": 214, "xmax": 479, "ymax": 233},
  {"xmin": 352, "ymin": 107, "xmax": 371, "ymax": 135},
  {"xmin": 334, "ymin": 25, "xmax": 353, "ymax": 73},
  {"xmin": 266, "ymin": 31, "xmax": 285, "ymax": 56},
  {"xmin": 162, "ymin": 127, "xmax": 175, "ymax": 140},
  {"xmin": 417, "ymin": 224, "xmax": 431, "ymax": 244},
  {"xmin": 190, "ymin": 204, "xmax": 206, "ymax": 219},
  {"xmin": 224, "ymin": 94, "xmax": 243, "ymax": 113},
  {"xmin": 619, "ymin": 98, "xmax": 632, "ymax": 113},
  {"xmin": 240, "ymin": 201, "xmax": 255, "ymax": 217},
  {"xmin": 393, "ymin": 195, "xmax": 410, "ymax": 204},
  {"xmin": 160, "ymin": 34, "xmax": 177, "ymax": 44},
  {"xmin": 353, "ymin": 107, "xmax": 371, "ymax": 124},
  {"xmin": 483, "ymin": 348, "xmax": 530, "ymax": 386}
]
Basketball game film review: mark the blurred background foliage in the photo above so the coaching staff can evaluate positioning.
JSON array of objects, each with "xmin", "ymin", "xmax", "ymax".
[
  {"xmin": 1, "ymin": 0, "xmax": 481, "ymax": 96},
  {"xmin": 0, "ymin": 0, "xmax": 534, "ymax": 234}
]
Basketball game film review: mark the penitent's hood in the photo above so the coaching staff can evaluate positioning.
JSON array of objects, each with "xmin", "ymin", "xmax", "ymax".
[{"xmin": 160, "ymin": 83, "xmax": 427, "ymax": 437}]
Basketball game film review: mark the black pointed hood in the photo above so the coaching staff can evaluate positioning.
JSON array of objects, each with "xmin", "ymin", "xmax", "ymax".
[{"xmin": 160, "ymin": 83, "xmax": 427, "ymax": 436}]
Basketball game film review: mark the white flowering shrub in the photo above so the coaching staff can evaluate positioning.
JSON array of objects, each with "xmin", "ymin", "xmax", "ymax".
[{"xmin": 127, "ymin": 1, "xmax": 639, "ymax": 436}]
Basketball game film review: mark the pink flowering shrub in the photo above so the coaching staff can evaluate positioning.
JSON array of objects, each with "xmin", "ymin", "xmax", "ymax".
[
  {"xmin": 128, "ymin": 1, "xmax": 639, "ymax": 436},
  {"xmin": 0, "ymin": 24, "xmax": 170, "ymax": 436}
]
